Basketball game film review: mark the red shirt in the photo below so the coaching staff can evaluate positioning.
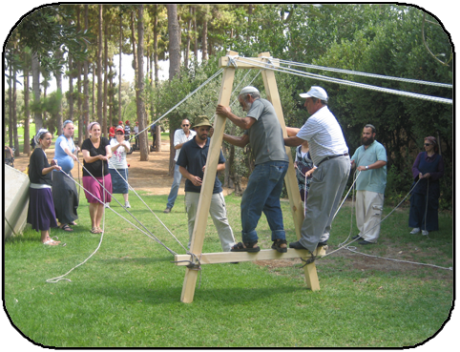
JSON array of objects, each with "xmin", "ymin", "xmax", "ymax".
[{"xmin": 109, "ymin": 126, "xmax": 115, "ymax": 138}]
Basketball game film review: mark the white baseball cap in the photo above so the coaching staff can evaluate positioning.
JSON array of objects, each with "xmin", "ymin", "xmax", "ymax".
[
  {"xmin": 299, "ymin": 86, "xmax": 328, "ymax": 101},
  {"xmin": 239, "ymin": 86, "xmax": 259, "ymax": 95}
]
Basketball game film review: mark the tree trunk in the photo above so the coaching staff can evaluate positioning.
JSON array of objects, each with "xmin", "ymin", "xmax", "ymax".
[
  {"xmin": 131, "ymin": 9, "xmax": 139, "ymax": 125},
  {"xmin": 91, "ymin": 63, "xmax": 95, "ymax": 128},
  {"xmin": 103, "ymin": 20, "xmax": 108, "ymax": 138},
  {"xmin": 23, "ymin": 51, "xmax": 30, "ymax": 155},
  {"xmin": 97, "ymin": 5, "xmax": 103, "ymax": 126},
  {"xmin": 202, "ymin": 6, "xmax": 208, "ymax": 61},
  {"xmin": 8, "ymin": 64, "xmax": 13, "ymax": 147},
  {"xmin": 119, "ymin": 10, "xmax": 122, "ymax": 122},
  {"xmin": 31, "ymin": 51, "xmax": 43, "ymax": 130},
  {"xmin": 68, "ymin": 53, "xmax": 74, "ymax": 121},
  {"xmin": 137, "ymin": 5, "xmax": 148, "ymax": 161},
  {"xmin": 54, "ymin": 58, "xmax": 63, "ymax": 134},
  {"xmin": 193, "ymin": 7, "xmax": 198, "ymax": 63},
  {"xmin": 83, "ymin": 5, "xmax": 89, "ymax": 140},
  {"xmin": 153, "ymin": 5, "xmax": 159, "ymax": 84},
  {"xmin": 12, "ymin": 63, "xmax": 19, "ymax": 157},
  {"xmin": 185, "ymin": 6, "xmax": 192, "ymax": 69},
  {"xmin": 77, "ymin": 60, "xmax": 83, "ymax": 145},
  {"xmin": 167, "ymin": 4, "xmax": 181, "ymax": 79}
]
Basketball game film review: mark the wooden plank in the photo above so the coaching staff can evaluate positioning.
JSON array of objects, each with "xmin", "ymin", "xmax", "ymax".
[
  {"xmin": 180, "ymin": 53, "xmax": 237, "ymax": 303},
  {"xmin": 175, "ymin": 247, "xmax": 327, "ymax": 266},
  {"xmin": 219, "ymin": 55, "xmax": 280, "ymax": 69}
]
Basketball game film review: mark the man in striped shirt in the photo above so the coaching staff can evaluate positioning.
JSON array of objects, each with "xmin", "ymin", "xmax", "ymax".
[{"xmin": 285, "ymin": 86, "xmax": 350, "ymax": 263}]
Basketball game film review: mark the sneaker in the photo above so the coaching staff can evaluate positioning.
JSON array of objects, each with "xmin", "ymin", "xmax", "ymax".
[
  {"xmin": 410, "ymin": 227, "xmax": 420, "ymax": 234},
  {"xmin": 104, "ymin": 203, "xmax": 110, "ymax": 208},
  {"xmin": 352, "ymin": 235, "xmax": 362, "ymax": 240},
  {"xmin": 421, "ymin": 230, "xmax": 429, "ymax": 236},
  {"xmin": 124, "ymin": 202, "xmax": 131, "ymax": 208},
  {"xmin": 163, "ymin": 208, "xmax": 171, "ymax": 213}
]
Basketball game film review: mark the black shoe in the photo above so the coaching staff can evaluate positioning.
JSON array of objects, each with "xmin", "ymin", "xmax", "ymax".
[
  {"xmin": 289, "ymin": 240, "xmax": 308, "ymax": 250},
  {"xmin": 230, "ymin": 262, "xmax": 239, "ymax": 264},
  {"xmin": 317, "ymin": 241, "xmax": 328, "ymax": 247},
  {"xmin": 272, "ymin": 239, "xmax": 288, "ymax": 253},
  {"xmin": 358, "ymin": 240, "xmax": 373, "ymax": 245},
  {"xmin": 352, "ymin": 235, "xmax": 361, "ymax": 240}
]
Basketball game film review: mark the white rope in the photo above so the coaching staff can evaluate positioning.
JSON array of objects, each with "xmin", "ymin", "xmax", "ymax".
[
  {"xmin": 271, "ymin": 57, "xmax": 453, "ymax": 89},
  {"xmin": 233, "ymin": 56, "xmax": 452, "ymax": 105}
]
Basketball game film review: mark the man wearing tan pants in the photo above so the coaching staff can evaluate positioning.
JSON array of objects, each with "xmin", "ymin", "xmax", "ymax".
[{"xmin": 351, "ymin": 124, "xmax": 387, "ymax": 245}]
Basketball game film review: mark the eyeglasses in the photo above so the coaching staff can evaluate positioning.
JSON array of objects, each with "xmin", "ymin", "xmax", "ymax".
[
  {"xmin": 182, "ymin": 124, "xmax": 189, "ymax": 127},
  {"xmin": 424, "ymin": 143, "xmax": 432, "ymax": 146}
]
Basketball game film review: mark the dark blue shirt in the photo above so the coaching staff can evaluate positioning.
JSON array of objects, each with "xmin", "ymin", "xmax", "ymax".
[{"xmin": 176, "ymin": 137, "xmax": 225, "ymax": 194}]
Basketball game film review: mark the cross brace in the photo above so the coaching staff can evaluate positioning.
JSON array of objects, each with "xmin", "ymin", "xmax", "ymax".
[{"xmin": 179, "ymin": 51, "xmax": 322, "ymax": 303}]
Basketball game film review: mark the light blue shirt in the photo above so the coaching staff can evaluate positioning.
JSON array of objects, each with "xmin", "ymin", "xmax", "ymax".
[{"xmin": 351, "ymin": 140, "xmax": 387, "ymax": 194}]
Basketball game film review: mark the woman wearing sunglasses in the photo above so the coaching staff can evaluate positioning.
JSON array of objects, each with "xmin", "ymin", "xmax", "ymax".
[{"xmin": 409, "ymin": 136, "xmax": 444, "ymax": 236}]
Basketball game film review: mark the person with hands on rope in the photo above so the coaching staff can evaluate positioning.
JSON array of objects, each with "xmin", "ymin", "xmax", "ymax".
[
  {"xmin": 108, "ymin": 126, "xmax": 131, "ymax": 208},
  {"xmin": 81, "ymin": 122, "xmax": 113, "ymax": 234},
  {"xmin": 177, "ymin": 115, "xmax": 236, "ymax": 252},
  {"xmin": 350, "ymin": 124, "xmax": 387, "ymax": 245},
  {"xmin": 52, "ymin": 120, "xmax": 80, "ymax": 232},
  {"xmin": 27, "ymin": 129, "xmax": 62, "ymax": 246},
  {"xmin": 217, "ymin": 86, "xmax": 290, "ymax": 253},
  {"xmin": 409, "ymin": 136, "xmax": 444, "ymax": 236}
]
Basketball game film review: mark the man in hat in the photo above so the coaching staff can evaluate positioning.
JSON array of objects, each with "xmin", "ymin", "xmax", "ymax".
[
  {"xmin": 284, "ymin": 86, "xmax": 350, "ymax": 263},
  {"xmin": 350, "ymin": 124, "xmax": 387, "ymax": 245},
  {"xmin": 164, "ymin": 118, "xmax": 196, "ymax": 213},
  {"xmin": 177, "ymin": 115, "xmax": 236, "ymax": 251},
  {"xmin": 124, "ymin": 120, "xmax": 131, "ymax": 140},
  {"xmin": 216, "ymin": 86, "xmax": 289, "ymax": 253}
]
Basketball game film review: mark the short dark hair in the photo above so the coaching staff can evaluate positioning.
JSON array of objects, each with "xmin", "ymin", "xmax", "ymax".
[{"xmin": 364, "ymin": 124, "xmax": 376, "ymax": 133}]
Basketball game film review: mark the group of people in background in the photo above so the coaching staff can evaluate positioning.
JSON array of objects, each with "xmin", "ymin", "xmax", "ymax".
[{"xmin": 25, "ymin": 86, "xmax": 445, "ymax": 253}]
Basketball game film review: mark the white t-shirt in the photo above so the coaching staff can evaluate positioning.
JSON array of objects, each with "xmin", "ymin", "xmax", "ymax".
[
  {"xmin": 108, "ymin": 139, "xmax": 130, "ymax": 169},
  {"xmin": 296, "ymin": 106, "xmax": 348, "ymax": 165},
  {"xmin": 173, "ymin": 128, "xmax": 196, "ymax": 161}
]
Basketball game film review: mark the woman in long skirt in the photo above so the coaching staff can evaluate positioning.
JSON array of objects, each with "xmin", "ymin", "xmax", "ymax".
[
  {"xmin": 27, "ymin": 129, "xmax": 62, "ymax": 245},
  {"xmin": 81, "ymin": 122, "xmax": 112, "ymax": 234},
  {"xmin": 52, "ymin": 120, "xmax": 80, "ymax": 232},
  {"xmin": 108, "ymin": 126, "xmax": 131, "ymax": 208}
]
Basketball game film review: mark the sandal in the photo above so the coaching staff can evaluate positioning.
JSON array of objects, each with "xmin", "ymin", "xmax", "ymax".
[
  {"xmin": 231, "ymin": 242, "xmax": 260, "ymax": 252},
  {"xmin": 90, "ymin": 227, "xmax": 102, "ymax": 234},
  {"xmin": 60, "ymin": 224, "xmax": 73, "ymax": 232},
  {"xmin": 271, "ymin": 239, "xmax": 287, "ymax": 253},
  {"xmin": 43, "ymin": 239, "xmax": 61, "ymax": 246},
  {"xmin": 69, "ymin": 221, "xmax": 77, "ymax": 226}
]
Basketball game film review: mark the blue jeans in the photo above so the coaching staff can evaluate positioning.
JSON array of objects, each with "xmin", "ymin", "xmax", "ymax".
[
  {"xmin": 166, "ymin": 164, "xmax": 182, "ymax": 209},
  {"xmin": 241, "ymin": 161, "xmax": 289, "ymax": 243}
]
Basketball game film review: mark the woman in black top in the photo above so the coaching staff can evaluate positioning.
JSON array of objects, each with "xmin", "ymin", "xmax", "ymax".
[
  {"xmin": 81, "ymin": 122, "xmax": 113, "ymax": 234},
  {"xmin": 27, "ymin": 129, "xmax": 62, "ymax": 245}
]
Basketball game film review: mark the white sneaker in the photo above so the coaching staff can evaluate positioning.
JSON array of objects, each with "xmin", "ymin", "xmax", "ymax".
[
  {"xmin": 410, "ymin": 228, "xmax": 420, "ymax": 234},
  {"xmin": 124, "ymin": 202, "xmax": 131, "ymax": 208},
  {"xmin": 422, "ymin": 230, "xmax": 429, "ymax": 236}
]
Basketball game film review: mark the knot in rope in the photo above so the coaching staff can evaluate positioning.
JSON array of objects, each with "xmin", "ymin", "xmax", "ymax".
[
  {"xmin": 171, "ymin": 252, "xmax": 202, "ymax": 271},
  {"xmin": 227, "ymin": 55, "xmax": 238, "ymax": 68}
]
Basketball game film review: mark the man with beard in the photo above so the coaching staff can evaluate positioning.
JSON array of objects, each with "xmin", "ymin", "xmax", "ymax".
[
  {"xmin": 177, "ymin": 116, "xmax": 236, "ymax": 252},
  {"xmin": 350, "ymin": 124, "xmax": 387, "ymax": 245},
  {"xmin": 216, "ymin": 86, "xmax": 289, "ymax": 253}
]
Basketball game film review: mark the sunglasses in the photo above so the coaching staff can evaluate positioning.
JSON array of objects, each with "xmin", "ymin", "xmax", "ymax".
[
  {"xmin": 424, "ymin": 143, "xmax": 432, "ymax": 146},
  {"xmin": 182, "ymin": 124, "xmax": 190, "ymax": 127}
]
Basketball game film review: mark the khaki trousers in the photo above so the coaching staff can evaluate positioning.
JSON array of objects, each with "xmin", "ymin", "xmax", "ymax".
[
  {"xmin": 356, "ymin": 190, "xmax": 384, "ymax": 243},
  {"xmin": 185, "ymin": 192, "xmax": 236, "ymax": 252}
]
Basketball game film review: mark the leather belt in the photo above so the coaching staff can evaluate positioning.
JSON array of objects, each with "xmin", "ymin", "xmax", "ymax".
[{"xmin": 317, "ymin": 153, "xmax": 349, "ymax": 167}]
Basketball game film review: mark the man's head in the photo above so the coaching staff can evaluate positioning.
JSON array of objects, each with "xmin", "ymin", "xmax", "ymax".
[
  {"xmin": 299, "ymin": 86, "xmax": 328, "ymax": 115},
  {"xmin": 238, "ymin": 86, "xmax": 260, "ymax": 112},
  {"xmin": 192, "ymin": 115, "xmax": 213, "ymax": 141},
  {"xmin": 181, "ymin": 119, "xmax": 191, "ymax": 133},
  {"xmin": 362, "ymin": 124, "xmax": 376, "ymax": 146}
]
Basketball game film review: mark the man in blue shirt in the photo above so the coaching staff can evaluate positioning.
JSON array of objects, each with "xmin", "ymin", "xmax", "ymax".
[
  {"xmin": 350, "ymin": 124, "xmax": 387, "ymax": 245},
  {"xmin": 177, "ymin": 115, "xmax": 236, "ymax": 252}
]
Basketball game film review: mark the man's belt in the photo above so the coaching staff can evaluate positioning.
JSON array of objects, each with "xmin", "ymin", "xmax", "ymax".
[{"xmin": 317, "ymin": 153, "xmax": 349, "ymax": 167}]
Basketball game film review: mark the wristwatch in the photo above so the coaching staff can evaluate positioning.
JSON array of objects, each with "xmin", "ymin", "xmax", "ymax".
[{"xmin": 365, "ymin": 165, "xmax": 369, "ymax": 170}]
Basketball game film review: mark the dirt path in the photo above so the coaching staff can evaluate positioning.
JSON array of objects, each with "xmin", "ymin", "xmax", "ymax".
[{"xmin": 12, "ymin": 140, "xmax": 235, "ymax": 196}]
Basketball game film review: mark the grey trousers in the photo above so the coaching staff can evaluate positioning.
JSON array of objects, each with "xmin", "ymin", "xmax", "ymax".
[
  {"xmin": 299, "ymin": 156, "xmax": 350, "ymax": 253},
  {"xmin": 185, "ymin": 192, "xmax": 236, "ymax": 252}
]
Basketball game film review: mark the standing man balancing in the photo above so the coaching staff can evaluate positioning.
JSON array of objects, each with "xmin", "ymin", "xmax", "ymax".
[
  {"xmin": 216, "ymin": 86, "xmax": 290, "ymax": 253},
  {"xmin": 350, "ymin": 124, "xmax": 387, "ymax": 245},
  {"xmin": 284, "ymin": 86, "xmax": 350, "ymax": 263},
  {"xmin": 177, "ymin": 116, "xmax": 236, "ymax": 251},
  {"xmin": 164, "ymin": 119, "xmax": 196, "ymax": 213}
]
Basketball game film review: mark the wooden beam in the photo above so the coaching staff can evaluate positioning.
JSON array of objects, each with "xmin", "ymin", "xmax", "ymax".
[
  {"xmin": 180, "ymin": 52, "xmax": 237, "ymax": 303},
  {"xmin": 174, "ymin": 247, "xmax": 327, "ymax": 266},
  {"xmin": 219, "ymin": 55, "xmax": 280, "ymax": 69}
]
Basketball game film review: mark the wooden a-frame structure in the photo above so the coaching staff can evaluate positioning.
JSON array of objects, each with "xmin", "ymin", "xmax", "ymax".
[{"xmin": 174, "ymin": 51, "xmax": 325, "ymax": 303}]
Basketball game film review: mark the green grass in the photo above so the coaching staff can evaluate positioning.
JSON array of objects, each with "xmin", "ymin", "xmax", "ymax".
[{"xmin": 4, "ymin": 192, "xmax": 453, "ymax": 347}]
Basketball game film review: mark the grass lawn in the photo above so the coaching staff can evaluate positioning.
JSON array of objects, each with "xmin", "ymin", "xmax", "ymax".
[{"xmin": 4, "ymin": 189, "xmax": 454, "ymax": 347}]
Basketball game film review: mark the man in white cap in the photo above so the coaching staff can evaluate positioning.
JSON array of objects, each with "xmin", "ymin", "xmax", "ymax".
[
  {"xmin": 284, "ymin": 86, "xmax": 350, "ymax": 263},
  {"xmin": 216, "ymin": 86, "xmax": 290, "ymax": 253}
]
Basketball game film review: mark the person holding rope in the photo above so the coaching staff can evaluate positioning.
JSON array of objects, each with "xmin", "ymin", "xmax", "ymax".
[
  {"xmin": 350, "ymin": 124, "xmax": 387, "ymax": 245},
  {"xmin": 81, "ymin": 122, "xmax": 113, "ymax": 234},
  {"xmin": 284, "ymin": 86, "xmax": 350, "ymax": 263},
  {"xmin": 409, "ymin": 136, "xmax": 444, "ymax": 236},
  {"xmin": 164, "ymin": 119, "xmax": 196, "ymax": 213},
  {"xmin": 177, "ymin": 115, "xmax": 236, "ymax": 251},
  {"xmin": 52, "ymin": 120, "xmax": 80, "ymax": 232},
  {"xmin": 108, "ymin": 126, "xmax": 131, "ymax": 208},
  {"xmin": 27, "ymin": 129, "xmax": 62, "ymax": 245},
  {"xmin": 217, "ymin": 86, "xmax": 290, "ymax": 253}
]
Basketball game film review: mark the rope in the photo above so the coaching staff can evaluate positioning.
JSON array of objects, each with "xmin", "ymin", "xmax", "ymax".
[{"xmin": 233, "ymin": 56, "xmax": 453, "ymax": 105}]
